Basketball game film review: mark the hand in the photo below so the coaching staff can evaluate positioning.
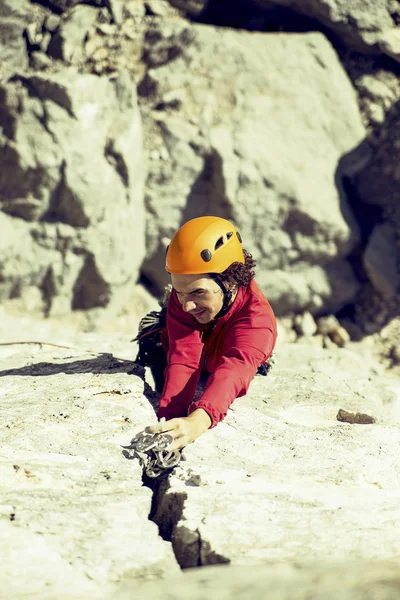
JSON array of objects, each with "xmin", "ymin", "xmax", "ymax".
[{"xmin": 145, "ymin": 409, "xmax": 212, "ymax": 451}]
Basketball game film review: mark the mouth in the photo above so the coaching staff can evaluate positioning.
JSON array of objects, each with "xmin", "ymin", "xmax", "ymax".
[{"xmin": 193, "ymin": 309, "xmax": 206, "ymax": 318}]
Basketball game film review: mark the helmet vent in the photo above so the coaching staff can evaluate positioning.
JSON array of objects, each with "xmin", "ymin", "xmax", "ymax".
[
  {"xmin": 214, "ymin": 236, "xmax": 224, "ymax": 250},
  {"xmin": 201, "ymin": 249, "xmax": 213, "ymax": 262},
  {"xmin": 227, "ymin": 232, "xmax": 233, "ymax": 240},
  {"xmin": 237, "ymin": 231, "xmax": 242, "ymax": 243}
]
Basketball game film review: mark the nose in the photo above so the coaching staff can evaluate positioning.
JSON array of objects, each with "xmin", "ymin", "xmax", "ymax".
[{"xmin": 182, "ymin": 300, "xmax": 196, "ymax": 313}]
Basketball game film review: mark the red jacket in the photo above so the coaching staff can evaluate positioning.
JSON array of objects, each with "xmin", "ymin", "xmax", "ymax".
[{"xmin": 158, "ymin": 279, "xmax": 277, "ymax": 427}]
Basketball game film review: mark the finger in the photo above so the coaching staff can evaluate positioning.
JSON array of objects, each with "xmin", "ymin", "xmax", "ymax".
[
  {"xmin": 145, "ymin": 418, "xmax": 178, "ymax": 435},
  {"xmin": 144, "ymin": 423, "xmax": 164, "ymax": 434},
  {"xmin": 168, "ymin": 431, "xmax": 187, "ymax": 451},
  {"xmin": 169, "ymin": 438, "xmax": 184, "ymax": 451}
]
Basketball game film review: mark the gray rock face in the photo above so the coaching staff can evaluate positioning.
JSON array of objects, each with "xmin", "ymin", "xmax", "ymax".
[
  {"xmin": 1, "ymin": 313, "xmax": 400, "ymax": 598},
  {"xmin": 255, "ymin": 0, "xmax": 400, "ymax": 62},
  {"xmin": 0, "ymin": 69, "xmax": 145, "ymax": 315},
  {"xmin": 115, "ymin": 560, "xmax": 400, "ymax": 599},
  {"xmin": 140, "ymin": 22, "xmax": 365, "ymax": 314},
  {"xmin": 0, "ymin": 0, "xmax": 31, "ymax": 81},
  {"xmin": 0, "ymin": 331, "xmax": 179, "ymax": 599},
  {"xmin": 351, "ymin": 69, "xmax": 400, "ymax": 130},
  {"xmin": 47, "ymin": 5, "xmax": 99, "ymax": 63},
  {"xmin": 0, "ymin": 0, "xmax": 396, "ymax": 328},
  {"xmin": 152, "ymin": 342, "xmax": 400, "ymax": 568}
]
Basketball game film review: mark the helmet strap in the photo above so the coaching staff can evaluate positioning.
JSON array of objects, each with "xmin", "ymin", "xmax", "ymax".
[{"xmin": 210, "ymin": 275, "xmax": 233, "ymax": 318}]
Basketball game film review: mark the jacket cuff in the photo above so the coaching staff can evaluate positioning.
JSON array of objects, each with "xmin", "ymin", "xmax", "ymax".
[{"xmin": 187, "ymin": 401, "xmax": 218, "ymax": 428}]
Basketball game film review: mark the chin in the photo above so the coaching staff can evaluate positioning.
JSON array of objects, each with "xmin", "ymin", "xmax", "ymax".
[{"xmin": 193, "ymin": 310, "xmax": 211, "ymax": 323}]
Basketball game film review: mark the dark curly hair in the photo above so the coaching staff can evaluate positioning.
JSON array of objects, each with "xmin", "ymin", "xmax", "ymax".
[{"xmin": 218, "ymin": 249, "xmax": 256, "ymax": 288}]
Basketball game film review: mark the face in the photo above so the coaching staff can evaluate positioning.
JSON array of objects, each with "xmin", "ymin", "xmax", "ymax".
[{"xmin": 171, "ymin": 273, "xmax": 224, "ymax": 324}]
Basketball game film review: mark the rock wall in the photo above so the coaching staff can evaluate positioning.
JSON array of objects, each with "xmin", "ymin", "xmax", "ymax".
[
  {"xmin": 199, "ymin": 0, "xmax": 400, "ymax": 61},
  {"xmin": 0, "ymin": 324, "xmax": 179, "ymax": 598},
  {"xmin": 115, "ymin": 561, "xmax": 400, "ymax": 599},
  {"xmin": 0, "ymin": 0, "xmax": 31, "ymax": 80},
  {"xmin": 1, "ymin": 6, "xmax": 399, "ymax": 596},
  {"xmin": 261, "ymin": 0, "xmax": 400, "ymax": 62},
  {"xmin": 0, "ymin": 69, "xmax": 144, "ymax": 317},
  {"xmin": 139, "ymin": 22, "xmax": 366, "ymax": 315},
  {"xmin": 1, "ymin": 313, "xmax": 400, "ymax": 598},
  {"xmin": 0, "ymin": 0, "xmax": 146, "ymax": 321},
  {"xmin": 0, "ymin": 0, "xmax": 399, "ymax": 330},
  {"xmin": 152, "ymin": 342, "xmax": 400, "ymax": 568}
]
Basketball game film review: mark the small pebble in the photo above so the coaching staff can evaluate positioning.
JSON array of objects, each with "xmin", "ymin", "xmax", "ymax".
[{"xmin": 337, "ymin": 409, "xmax": 375, "ymax": 425}]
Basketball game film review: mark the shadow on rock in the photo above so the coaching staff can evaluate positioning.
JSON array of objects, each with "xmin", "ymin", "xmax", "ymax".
[
  {"xmin": 0, "ymin": 353, "xmax": 139, "ymax": 377},
  {"xmin": 180, "ymin": 149, "xmax": 235, "ymax": 226},
  {"xmin": 334, "ymin": 98, "xmax": 400, "ymax": 336},
  {"xmin": 0, "ymin": 352, "xmax": 161, "ymax": 413}
]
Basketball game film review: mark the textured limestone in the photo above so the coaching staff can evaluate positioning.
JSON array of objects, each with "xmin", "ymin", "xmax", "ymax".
[
  {"xmin": 47, "ymin": 5, "xmax": 99, "ymax": 63},
  {"xmin": 254, "ymin": 0, "xmax": 400, "ymax": 62},
  {"xmin": 0, "ymin": 68, "xmax": 145, "ymax": 316},
  {"xmin": 139, "ymin": 21, "xmax": 366, "ymax": 315},
  {"xmin": 152, "ymin": 342, "xmax": 400, "ymax": 568},
  {"xmin": 0, "ymin": 0, "xmax": 397, "ymax": 330},
  {"xmin": 0, "ymin": 328, "xmax": 179, "ymax": 599},
  {"xmin": 114, "ymin": 560, "xmax": 400, "ymax": 599},
  {"xmin": 352, "ymin": 69, "xmax": 400, "ymax": 130},
  {"xmin": 0, "ymin": 0, "xmax": 31, "ymax": 81},
  {"xmin": 1, "ymin": 312, "xmax": 400, "ymax": 598}
]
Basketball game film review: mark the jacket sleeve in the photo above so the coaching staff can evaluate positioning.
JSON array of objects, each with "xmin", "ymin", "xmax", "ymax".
[
  {"xmin": 158, "ymin": 290, "xmax": 204, "ymax": 420},
  {"xmin": 187, "ymin": 308, "xmax": 276, "ymax": 427}
]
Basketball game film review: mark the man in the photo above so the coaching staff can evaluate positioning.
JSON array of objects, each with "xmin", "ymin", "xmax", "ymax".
[{"xmin": 137, "ymin": 216, "xmax": 277, "ymax": 451}]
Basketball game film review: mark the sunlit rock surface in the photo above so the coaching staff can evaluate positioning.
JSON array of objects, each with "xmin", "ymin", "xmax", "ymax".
[{"xmin": 1, "ymin": 313, "xmax": 399, "ymax": 598}]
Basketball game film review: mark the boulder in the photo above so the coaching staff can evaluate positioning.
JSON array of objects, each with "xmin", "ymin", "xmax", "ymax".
[
  {"xmin": 47, "ymin": 5, "xmax": 99, "ymax": 63},
  {"xmin": 293, "ymin": 311, "xmax": 317, "ymax": 337},
  {"xmin": 0, "ymin": 68, "xmax": 145, "ymax": 315},
  {"xmin": 353, "ymin": 69, "xmax": 400, "ymax": 129},
  {"xmin": 317, "ymin": 314, "xmax": 350, "ymax": 347},
  {"xmin": 139, "ymin": 22, "xmax": 366, "ymax": 314}
]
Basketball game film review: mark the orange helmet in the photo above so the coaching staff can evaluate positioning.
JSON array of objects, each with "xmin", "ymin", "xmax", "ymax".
[{"xmin": 166, "ymin": 216, "xmax": 244, "ymax": 274}]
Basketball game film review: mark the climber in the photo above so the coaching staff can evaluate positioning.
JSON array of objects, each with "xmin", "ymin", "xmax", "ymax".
[{"xmin": 135, "ymin": 215, "xmax": 277, "ymax": 451}]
